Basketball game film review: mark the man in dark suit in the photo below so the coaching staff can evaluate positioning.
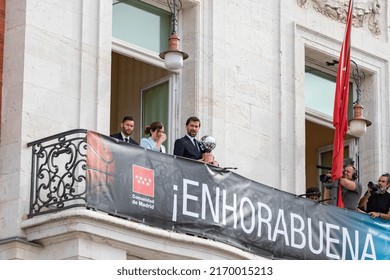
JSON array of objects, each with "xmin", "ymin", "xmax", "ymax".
[
  {"xmin": 174, "ymin": 116, "xmax": 217, "ymax": 165},
  {"xmin": 110, "ymin": 116, "xmax": 139, "ymax": 145}
]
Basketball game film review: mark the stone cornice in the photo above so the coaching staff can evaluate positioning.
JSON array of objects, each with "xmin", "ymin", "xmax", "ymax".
[{"xmin": 21, "ymin": 208, "xmax": 263, "ymax": 260}]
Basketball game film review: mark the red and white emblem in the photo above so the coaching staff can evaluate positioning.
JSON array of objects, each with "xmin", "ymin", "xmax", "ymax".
[{"xmin": 132, "ymin": 165, "xmax": 154, "ymax": 197}]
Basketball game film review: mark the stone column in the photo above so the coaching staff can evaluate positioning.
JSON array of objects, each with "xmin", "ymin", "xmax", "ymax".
[{"xmin": 0, "ymin": 0, "xmax": 112, "ymax": 257}]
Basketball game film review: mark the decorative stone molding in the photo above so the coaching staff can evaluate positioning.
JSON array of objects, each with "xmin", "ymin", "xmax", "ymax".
[{"xmin": 297, "ymin": 0, "xmax": 382, "ymax": 37}]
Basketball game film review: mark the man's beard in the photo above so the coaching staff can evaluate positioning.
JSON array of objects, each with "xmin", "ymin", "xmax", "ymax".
[
  {"xmin": 378, "ymin": 187, "xmax": 388, "ymax": 194},
  {"xmin": 187, "ymin": 131, "xmax": 197, "ymax": 137}
]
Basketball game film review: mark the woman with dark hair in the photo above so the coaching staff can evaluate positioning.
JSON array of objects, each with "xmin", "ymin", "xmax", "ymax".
[{"xmin": 140, "ymin": 121, "xmax": 167, "ymax": 153}]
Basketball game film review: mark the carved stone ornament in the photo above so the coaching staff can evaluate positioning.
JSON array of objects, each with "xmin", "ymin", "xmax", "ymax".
[{"xmin": 297, "ymin": 0, "xmax": 382, "ymax": 37}]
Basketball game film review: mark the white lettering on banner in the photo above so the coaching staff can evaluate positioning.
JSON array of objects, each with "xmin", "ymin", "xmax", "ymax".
[
  {"xmin": 222, "ymin": 189, "xmax": 237, "ymax": 228},
  {"xmin": 240, "ymin": 197, "xmax": 255, "ymax": 234},
  {"xmin": 201, "ymin": 183, "xmax": 219, "ymax": 222},
  {"xmin": 360, "ymin": 234, "xmax": 376, "ymax": 260},
  {"xmin": 326, "ymin": 223, "xmax": 340, "ymax": 259},
  {"xmin": 272, "ymin": 209, "xmax": 289, "ymax": 246},
  {"xmin": 183, "ymin": 179, "xmax": 199, "ymax": 218},
  {"xmin": 342, "ymin": 228, "xmax": 359, "ymax": 260},
  {"xmin": 307, "ymin": 218, "xmax": 324, "ymax": 254},
  {"xmin": 138, "ymin": 201, "xmax": 154, "ymax": 209},
  {"xmin": 171, "ymin": 178, "xmax": 377, "ymax": 260},
  {"xmin": 290, "ymin": 213, "xmax": 306, "ymax": 249},
  {"xmin": 257, "ymin": 202, "xmax": 272, "ymax": 240},
  {"xmin": 341, "ymin": 228, "xmax": 376, "ymax": 260},
  {"xmin": 132, "ymin": 194, "xmax": 154, "ymax": 204},
  {"xmin": 172, "ymin": 185, "xmax": 178, "ymax": 222},
  {"xmin": 131, "ymin": 194, "xmax": 155, "ymax": 209}
]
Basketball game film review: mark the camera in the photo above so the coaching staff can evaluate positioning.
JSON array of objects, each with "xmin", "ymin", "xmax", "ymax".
[
  {"xmin": 367, "ymin": 181, "xmax": 379, "ymax": 192},
  {"xmin": 319, "ymin": 174, "xmax": 331, "ymax": 183},
  {"xmin": 320, "ymin": 173, "xmax": 337, "ymax": 189}
]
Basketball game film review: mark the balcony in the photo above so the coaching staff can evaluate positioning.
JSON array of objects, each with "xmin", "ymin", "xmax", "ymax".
[
  {"xmin": 27, "ymin": 129, "xmax": 88, "ymax": 218},
  {"xmin": 22, "ymin": 130, "xmax": 390, "ymax": 260},
  {"xmin": 23, "ymin": 129, "xmax": 261, "ymax": 260}
]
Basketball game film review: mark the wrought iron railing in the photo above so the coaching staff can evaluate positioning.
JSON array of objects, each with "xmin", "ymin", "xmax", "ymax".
[{"xmin": 27, "ymin": 129, "xmax": 88, "ymax": 217}]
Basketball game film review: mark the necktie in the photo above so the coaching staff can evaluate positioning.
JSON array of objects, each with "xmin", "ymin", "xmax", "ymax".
[
  {"xmin": 193, "ymin": 139, "xmax": 199, "ymax": 151},
  {"xmin": 125, "ymin": 138, "xmax": 129, "ymax": 143}
]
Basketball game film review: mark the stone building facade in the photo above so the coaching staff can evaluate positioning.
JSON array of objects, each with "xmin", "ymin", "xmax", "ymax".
[{"xmin": 0, "ymin": 0, "xmax": 389, "ymax": 259}]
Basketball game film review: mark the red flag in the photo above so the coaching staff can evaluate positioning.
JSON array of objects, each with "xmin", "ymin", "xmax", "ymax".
[{"xmin": 331, "ymin": 0, "xmax": 354, "ymax": 208}]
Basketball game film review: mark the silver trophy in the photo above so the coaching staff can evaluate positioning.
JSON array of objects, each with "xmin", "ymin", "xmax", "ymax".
[{"xmin": 200, "ymin": 135, "xmax": 216, "ymax": 153}]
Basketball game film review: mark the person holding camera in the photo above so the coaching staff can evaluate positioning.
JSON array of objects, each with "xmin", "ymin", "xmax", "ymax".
[
  {"xmin": 358, "ymin": 173, "xmax": 390, "ymax": 220},
  {"xmin": 338, "ymin": 164, "xmax": 362, "ymax": 210}
]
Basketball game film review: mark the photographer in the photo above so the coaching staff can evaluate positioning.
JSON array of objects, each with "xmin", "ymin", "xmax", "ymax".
[
  {"xmin": 358, "ymin": 173, "xmax": 390, "ymax": 220},
  {"xmin": 320, "ymin": 165, "xmax": 361, "ymax": 209},
  {"xmin": 338, "ymin": 164, "xmax": 362, "ymax": 210}
]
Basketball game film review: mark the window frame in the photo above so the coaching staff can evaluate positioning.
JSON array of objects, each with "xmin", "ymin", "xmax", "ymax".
[
  {"xmin": 140, "ymin": 77, "xmax": 171, "ymax": 152},
  {"xmin": 111, "ymin": 0, "xmax": 183, "ymax": 150},
  {"xmin": 304, "ymin": 63, "xmax": 354, "ymax": 126}
]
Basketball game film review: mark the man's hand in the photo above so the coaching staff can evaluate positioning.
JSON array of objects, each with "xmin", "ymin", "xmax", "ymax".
[
  {"xmin": 202, "ymin": 152, "xmax": 214, "ymax": 163},
  {"xmin": 369, "ymin": 212, "xmax": 382, "ymax": 219}
]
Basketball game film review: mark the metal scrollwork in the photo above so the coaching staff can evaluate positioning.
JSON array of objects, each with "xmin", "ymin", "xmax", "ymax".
[{"xmin": 28, "ymin": 129, "xmax": 88, "ymax": 217}]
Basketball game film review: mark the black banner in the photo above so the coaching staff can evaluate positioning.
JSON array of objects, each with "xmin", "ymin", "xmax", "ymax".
[{"xmin": 86, "ymin": 131, "xmax": 390, "ymax": 260}]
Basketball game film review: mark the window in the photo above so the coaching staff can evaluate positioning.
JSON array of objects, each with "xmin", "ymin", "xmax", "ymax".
[
  {"xmin": 142, "ymin": 80, "xmax": 170, "ymax": 150},
  {"xmin": 305, "ymin": 66, "xmax": 353, "ymax": 120},
  {"xmin": 304, "ymin": 63, "xmax": 356, "ymax": 191},
  {"xmin": 110, "ymin": 0, "xmax": 173, "ymax": 146},
  {"xmin": 112, "ymin": 0, "xmax": 170, "ymax": 53},
  {"xmin": 111, "ymin": 0, "xmax": 187, "ymax": 152}
]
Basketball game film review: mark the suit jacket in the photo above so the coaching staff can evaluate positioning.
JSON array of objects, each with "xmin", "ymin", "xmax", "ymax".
[
  {"xmin": 110, "ymin": 132, "xmax": 139, "ymax": 145},
  {"xmin": 173, "ymin": 136, "xmax": 203, "ymax": 160}
]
